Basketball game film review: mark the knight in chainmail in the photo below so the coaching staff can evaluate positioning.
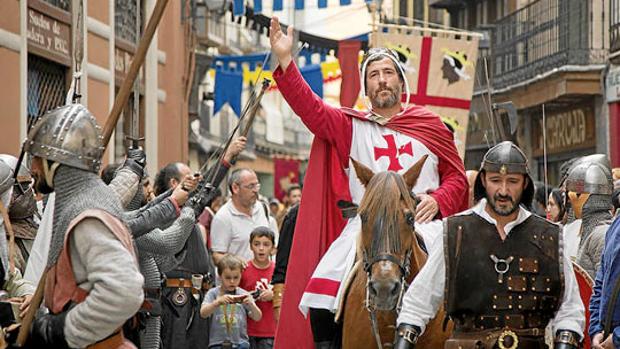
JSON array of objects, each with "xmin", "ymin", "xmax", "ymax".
[
  {"xmin": 0, "ymin": 154, "xmax": 39, "ymax": 274},
  {"xmin": 0, "ymin": 157, "xmax": 36, "ymax": 321},
  {"xmin": 566, "ymin": 155, "xmax": 614, "ymax": 279},
  {"xmin": 20, "ymin": 104, "xmax": 144, "ymax": 348},
  {"xmin": 560, "ymin": 157, "xmax": 583, "ymax": 260},
  {"xmin": 114, "ymin": 170, "xmax": 199, "ymax": 349},
  {"xmin": 158, "ymin": 138, "xmax": 246, "ymax": 349},
  {"xmin": 106, "ymin": 139, "xmax": 246, "ymax": 349}
]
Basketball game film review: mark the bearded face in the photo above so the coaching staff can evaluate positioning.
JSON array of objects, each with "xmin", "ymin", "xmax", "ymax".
[
  {"xmin": 30, "ymin": 157, "xmax": 54, "ymax": 195},
  {"xmin": 488, "ymin": 190, "xmax": 523, "ymax": 216},
  {"xmin": 365, "ymin": 58, "xmax": 403, "ymax": 110},
  {"xmin": 482, "ymin": 172, "xmax": 527, "ymax": 217}
]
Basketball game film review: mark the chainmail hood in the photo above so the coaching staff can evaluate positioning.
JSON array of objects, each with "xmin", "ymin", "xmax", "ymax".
[
  {"xmin": 49, "ymin": 165, "xmax": 124, "ymax": 266},
  {"xmin": 580, "ymin": 193, "xmax": 612, "ymax": 245}
]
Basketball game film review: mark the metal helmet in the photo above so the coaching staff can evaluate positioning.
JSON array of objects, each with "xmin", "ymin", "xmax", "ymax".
[
  {"xmin": 473, "ymin": 141, "xmax": 535, "ymax": 206},
  {"xmin": 24, "ymin": 104, "xmax": 104, "ymax": 173},
  {"xmin": 0, "ymin": 158, "xmax": 15, "ymax": 195},
  {"xmin": 0, "ymin": 154, "xmax": 30, "ymax": 182},
  {"xmin": 578, "ymin": 154, "xmax": 611, "ymax": 172},
  {"xmin": 565, "ymin": 160, "xmax": 613, "ymax": 195}
]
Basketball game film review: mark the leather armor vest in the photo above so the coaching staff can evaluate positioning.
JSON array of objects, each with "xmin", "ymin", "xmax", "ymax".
[
  {"xmin": 444, "ymin": 213, "xmax": 563, "ymax": 332},
  {"xmin": 45, "ymin": 209, "xmax": 137, "ymax": 314}
]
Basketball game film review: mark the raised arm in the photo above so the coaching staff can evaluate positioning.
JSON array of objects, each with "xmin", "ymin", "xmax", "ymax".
[
  {"xmin": 134, "ymin": 206, "xmax": 196, "ymax": 255},
  {"xmin": 270, "ymin": 17, "xmax": 352, "ymax": 161}
]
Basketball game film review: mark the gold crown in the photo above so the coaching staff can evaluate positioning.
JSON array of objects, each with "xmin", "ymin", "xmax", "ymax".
[
  {"xmin": 441, "ymin": 116, "xmax": 461, "ymax": 131},
  {"xmin": 442, "ymin": 48, "xmax": 471, "ymax": 66},
  {"xmin": 387, "ymin": 43, "xmax": 416, "ymax": 60}
]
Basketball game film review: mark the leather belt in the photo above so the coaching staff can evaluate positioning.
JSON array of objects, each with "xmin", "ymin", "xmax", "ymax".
[
  {"xmin": 447, "ymin": 328, "xmax": 546, "ymax": 349},
  {"xmin": 164, "ymin": 278, "xmax": 210, "ymax": 290}
]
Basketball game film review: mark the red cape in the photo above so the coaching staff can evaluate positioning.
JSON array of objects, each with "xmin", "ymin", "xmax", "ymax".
[{"xmin": 274, "ymin": 106, "xmax": 468, "ymax": 349}]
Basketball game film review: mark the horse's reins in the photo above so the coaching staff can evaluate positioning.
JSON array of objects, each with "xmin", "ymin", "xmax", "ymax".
[{"xmin": 360, "ymin": 175, "xmax": 418, "ymax": 349}]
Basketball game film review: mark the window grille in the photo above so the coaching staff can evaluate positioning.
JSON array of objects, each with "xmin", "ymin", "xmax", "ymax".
[{"xmin": 27, "ymin": 55, "xmax": 67, "ymax": 118}]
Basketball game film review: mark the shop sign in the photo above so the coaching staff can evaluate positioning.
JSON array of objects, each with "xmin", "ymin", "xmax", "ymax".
[
  {"xmin": 606, "ymin": 65, "xmax": 620, "ymax": 103},
  {"xmin": 533, "ymin": 106, "xmax": 595, "ymax": 156},
  {"xmin": 27, "ymin": 8, "xmax": 71, "ymax": 64}
]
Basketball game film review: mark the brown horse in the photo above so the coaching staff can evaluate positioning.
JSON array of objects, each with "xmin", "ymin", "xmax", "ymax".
[{"xmin": 341, "ymin": 156, "xmax": 452, "ymax": 349}]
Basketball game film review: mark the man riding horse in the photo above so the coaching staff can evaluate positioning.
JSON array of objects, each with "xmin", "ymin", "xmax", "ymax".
[
  {"xmin": 395, "ymin": 141, "xmax": 585, "ymax": 349},
  {"xmin": 268, "ymin": 16, "xmax": 468, "ymax": 348}
]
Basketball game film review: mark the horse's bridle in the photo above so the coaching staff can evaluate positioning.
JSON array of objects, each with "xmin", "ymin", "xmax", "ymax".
[{"xmin": 361, "ymin": 210, "xmax": 416, "ymax": 349}]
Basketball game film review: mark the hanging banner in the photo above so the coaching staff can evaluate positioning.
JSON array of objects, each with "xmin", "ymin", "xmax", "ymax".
[
  {"xmin": 274, "ymin": 157, "xmax": 300, "ymax": 201},
  {"xmin": 374, "ymin": 25, "xmax": 481, "ymax": 157}
]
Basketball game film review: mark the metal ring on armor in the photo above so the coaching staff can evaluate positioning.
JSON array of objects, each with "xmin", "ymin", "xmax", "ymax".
[
  {"xmin": 554, "ymin": 330, "xmax": 580, "ymax": 348},
  {"xmin": 172, "ymin": 287, "xmax": 188, "ymax": 306},
  {"xmin": 498, "ymin": 329, "xmax": 519, "ymax": 349},
  {"xmin": 490, "ymin": 255, "xmax": 514, "ymax": 284}
]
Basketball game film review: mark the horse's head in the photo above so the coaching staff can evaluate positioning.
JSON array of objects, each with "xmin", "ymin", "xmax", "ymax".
[{"xmin": 352, "ymin": 155, "xmax": 427, "ymax": 311}]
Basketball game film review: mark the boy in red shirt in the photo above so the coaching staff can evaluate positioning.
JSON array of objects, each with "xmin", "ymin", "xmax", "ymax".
[{"xmin": 240, "ymin": 227, "xmax": 276, "ymax": 349}]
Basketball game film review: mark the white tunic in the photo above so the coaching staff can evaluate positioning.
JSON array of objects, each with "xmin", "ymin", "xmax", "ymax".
[
  {"xmin": 299, "ymin": 118, "xmax": 440, "ymax": 315},
  {"xmin": 563, "ymin": 219, "xmax": 582, "ymax": 261},
  {"xmin": 396, "ymin": 199, "xmax": 585, "ymax": 337}
]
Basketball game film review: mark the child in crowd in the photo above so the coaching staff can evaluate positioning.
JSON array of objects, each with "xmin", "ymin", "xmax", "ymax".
[
  {"xmin": 240, "ymin": 227, "xmax": 277, "ymax": 349},
  {"xmin": 201, "ymin": 254, "xmax": 262, "ymax": 349}
]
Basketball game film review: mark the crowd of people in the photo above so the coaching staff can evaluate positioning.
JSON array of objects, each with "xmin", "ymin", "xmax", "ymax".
[
  {"xmin": 0, "ymin": 104, "xmax": 303, "ymax": 349},
  {"xmin": 1, "ymin": 15, "xmax": 620, "ymax": 349}
]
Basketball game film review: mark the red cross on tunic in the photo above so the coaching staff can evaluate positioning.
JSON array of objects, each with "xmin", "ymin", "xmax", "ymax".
[{"xmin": 373, "ymin": 134, "xmax": 413, "ymax": 171}]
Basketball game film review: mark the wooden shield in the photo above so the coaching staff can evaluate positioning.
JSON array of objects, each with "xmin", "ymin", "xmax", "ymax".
[{"xmin": 572, "ymin": 261, "xmax": 593, "ymax": 349}]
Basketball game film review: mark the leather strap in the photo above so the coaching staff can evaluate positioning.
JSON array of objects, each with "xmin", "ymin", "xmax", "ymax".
[{"xmin": 164, "ymin": 278, "xmax": 210, "ymax": 290}]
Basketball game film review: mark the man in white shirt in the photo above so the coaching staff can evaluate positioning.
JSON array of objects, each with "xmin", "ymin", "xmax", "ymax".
[
  {"xmin": 394, "ymin": 141, "xmax": 585, "ymax": 349},
  {"xmin": 211, "ymin": 168, "xmax": 278, "ymax": 263}
]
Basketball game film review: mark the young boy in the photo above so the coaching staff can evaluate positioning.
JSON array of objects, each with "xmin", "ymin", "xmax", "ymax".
[
  {"xmin": 240, "ymin": 227, "xmax": 276, "ymax": 349},
  {"xmin": 201, "ymin": 254, "xmax": 262, "ymax": 349}
]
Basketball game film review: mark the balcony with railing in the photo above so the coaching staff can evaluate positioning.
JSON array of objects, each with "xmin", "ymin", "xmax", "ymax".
[{"xmin": 491, "ymin": 0, "xmax": 608, "ymax": 91}]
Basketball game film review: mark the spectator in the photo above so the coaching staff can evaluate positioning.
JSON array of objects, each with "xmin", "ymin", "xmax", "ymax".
[
  {"xmin": 201, "ymin": 254, "xmax": 262, "ymax": 349},
  {"xmin": 275, "ymin": 184, "xmax": 301, "ymax": 228},
  {"xmin": 532, "ymin": 182, "xmax": 549, "ymax": 217},
  {"xmin": 211, "ymin": 169, "xmax": 278, "ymax": 264},
  {"xmin": 268, "ymin": 198, "xmax": 281, "ymax": 218},
  {"xmin": 546, "ymin": 188, "xmax": 565, "ymax": 223},
  {"xmin": 198, "ymin": 187, "xmax": 223, "ymax": 250},
  {"xmin": 240, "ymin": 227, "xmax": 276, "ymax": 349}
]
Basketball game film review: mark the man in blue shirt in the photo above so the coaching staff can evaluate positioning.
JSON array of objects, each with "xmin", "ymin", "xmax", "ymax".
[{"xmin": 590, "ymin": 215, "xmax": 620, "ymax": 348}]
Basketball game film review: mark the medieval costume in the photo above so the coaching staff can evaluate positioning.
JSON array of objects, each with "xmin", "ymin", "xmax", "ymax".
[
  {"xmin": 565, "ymin": 155, "xmax": 614, "ymax": 279},
  {"xmin": 272, "ymin": 50, "xmax": 468, "ymax": 347},
  {"xmin": 159, "ymin": 162, "xmax": 233, "ymax": 349},
  {"xmin": 395, "ymin": 142, "xmax": 584, "ymax": 349},
  {"xmin": 107, "ymin": 152, "xmax": 229, "ymax": 349},
  {"xmin": 0, "ymin": 157, "xmax": 36, "ymax": 306},
  {"xmin": 22, "ymin": 104, "xmax": 144, "ymax": 348},
  {"xmin": 0, "ymin": 154, "xmax": 39, "ymax": 274}
]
